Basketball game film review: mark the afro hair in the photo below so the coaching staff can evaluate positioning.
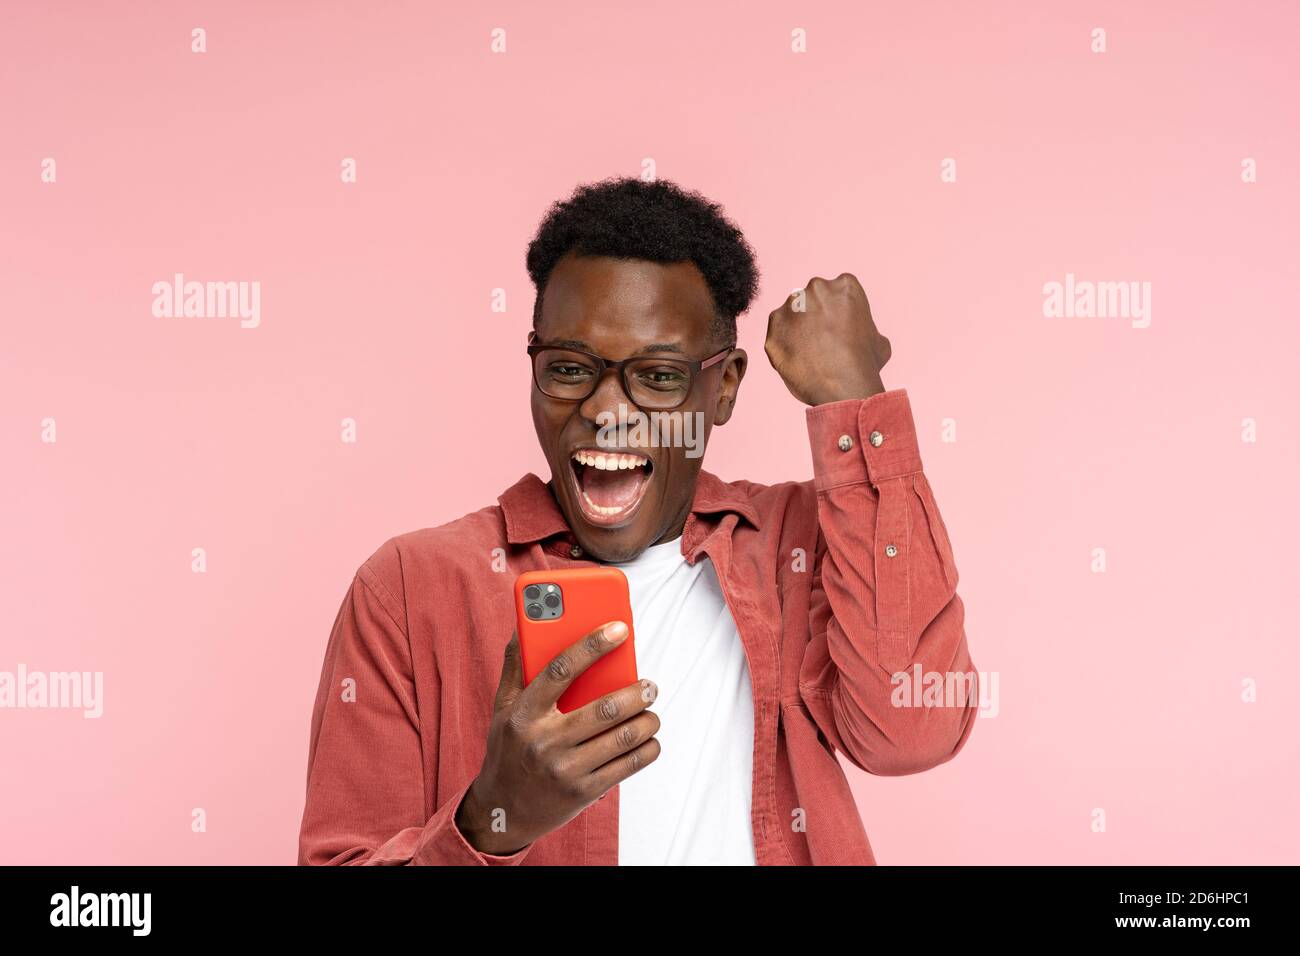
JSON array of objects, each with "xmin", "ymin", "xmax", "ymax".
[{"xmin": 525, "ymin": 176, "xmax": 760, "ymax": 346}]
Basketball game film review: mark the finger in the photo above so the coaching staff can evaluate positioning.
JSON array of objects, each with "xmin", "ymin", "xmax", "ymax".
[
  {"xmin": 519, "ymin": 620, "xmax": 630, "ymax": 712},
  {"xmin": 585, "ymin": 737, "xmax": 663, "ymax": 796},
  {"xmin": 569, "ymin": 708, "xmax": 661, "ymax": 775},
  {"xmin": 765, "ymin": 307, "xmax": 780, "ymax": 346},
  {"xmin": 494, "ymin": 630, "xmax": 525, "ymax": 710},
  {"xmin": 555, "ymin": 677, "xmax": 658, "ymax": 747}
]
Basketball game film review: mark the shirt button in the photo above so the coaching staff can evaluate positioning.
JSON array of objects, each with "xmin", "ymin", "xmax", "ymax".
[
  {"xmin": 837, "ymin": 434, "xmax": 854, "ymax": 452},
  {"xmin": 569, "ymin": 545, "xmax": 583, "ymax": 558},
  {"xmin": 885, "ymin": 544, "xmax": 898, "ymax": 558},
  {"xmin": 869, "ymin": 430, "xmax": 884, "ymax": 448}
]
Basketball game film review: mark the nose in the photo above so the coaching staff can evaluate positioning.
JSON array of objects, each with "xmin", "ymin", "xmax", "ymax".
[{"xmin": 578, "ymin": 367, "xmax": 634, "ymax": 425}]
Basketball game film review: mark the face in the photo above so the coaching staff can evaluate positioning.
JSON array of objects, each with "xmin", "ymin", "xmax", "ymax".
[{"xmin": 530, "ymin": 253, "xmax": 747, "ymax": 563}]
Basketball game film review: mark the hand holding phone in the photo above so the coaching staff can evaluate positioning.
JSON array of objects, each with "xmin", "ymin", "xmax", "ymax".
[{"xmin": 455, "ymin": 575, "xmax": 660, "ymax": 856}]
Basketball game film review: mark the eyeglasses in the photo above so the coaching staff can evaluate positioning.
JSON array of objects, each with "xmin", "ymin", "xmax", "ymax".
[{"xmin": 527, "ymin": 331, "xmax": 732, "ymax": 411}]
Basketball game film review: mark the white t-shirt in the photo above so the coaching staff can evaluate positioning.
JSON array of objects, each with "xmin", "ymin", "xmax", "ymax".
[{"xmin": 606, "ymin": 536, "xmax": 757, "ymax": 865}]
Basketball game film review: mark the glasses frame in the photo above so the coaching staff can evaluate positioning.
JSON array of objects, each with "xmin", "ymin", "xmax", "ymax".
[{"xmin": 527, "ymin": 331, "xmax": 733, "ymax": 410}]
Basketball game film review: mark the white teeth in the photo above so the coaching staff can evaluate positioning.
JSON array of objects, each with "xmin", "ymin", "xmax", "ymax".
[
  {"xmin": 571, "ymin": 449, "xmax": 648, "ymax": 471},
  {"xmin": 582, "ymin": 491, "xmax": 627, "ymax": 516}
]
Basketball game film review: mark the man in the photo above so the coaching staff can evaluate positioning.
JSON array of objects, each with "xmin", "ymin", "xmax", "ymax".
[{"xmin": 298, "ymin": 176, "xmax": 977, "ymax": 865}]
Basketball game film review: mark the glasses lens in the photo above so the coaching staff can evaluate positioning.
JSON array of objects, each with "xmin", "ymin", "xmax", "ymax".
[
  {"xmin": 625, "ymin": 359, "xmax": 693, "ymax": 409},
  {"xmin": 535, "ymin": 350, "xmax": 600, "ymax": 399}
]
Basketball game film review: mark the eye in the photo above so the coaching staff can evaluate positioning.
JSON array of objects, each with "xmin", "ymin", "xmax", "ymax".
[
  {"xmin": 635, "ymin": 366, "xmax": 689, "ymax": 389},
  {"xmin": 548, "ymin": 362, "xmax": 595, "ymax": 381}
]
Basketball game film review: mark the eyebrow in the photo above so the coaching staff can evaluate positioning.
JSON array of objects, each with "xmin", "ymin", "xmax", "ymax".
[{"xmin": 538, "ymin": 338, "xmax": 687, "ymax": 356}]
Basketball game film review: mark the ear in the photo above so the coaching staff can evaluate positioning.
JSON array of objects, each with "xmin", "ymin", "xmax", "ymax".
[{"xmin": 713, "ymin": 348, "xmax": 747, "ymax": 426}]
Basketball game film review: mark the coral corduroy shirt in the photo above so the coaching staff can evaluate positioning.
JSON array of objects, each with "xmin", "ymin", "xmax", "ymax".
[{"xmin": 298, "ymin": 388, "xmax": 977, "ymax": 865}]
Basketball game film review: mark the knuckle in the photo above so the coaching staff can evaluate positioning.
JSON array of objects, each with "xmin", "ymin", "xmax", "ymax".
[
  {"xmin": 561, "ymin": 764, "xmax": 587, "ymax": 796},
  {"xmin": 522, "ymin": 735, "xmax": 548, "ymax": 768},
  {"xmin": 547, "ymin": 756, "xmax": 574, "ymax": 787},
  {"xmin": 616, "ymin": 722, "xmax": 640, "ymax": 750},
  {"xmin": 545, "ymin": 653, "xmax": 573, "ymax": 683},
  {"xmin": 504, "ymin": 706, "xmax": 531, "ymax": 736},
  {"xmin": 597, "ymin": 694, "xmax": 623, "ymax": 723},
  {"xmin": 583, "ymin": 630, "xmax": 607, "ymax": 656}
]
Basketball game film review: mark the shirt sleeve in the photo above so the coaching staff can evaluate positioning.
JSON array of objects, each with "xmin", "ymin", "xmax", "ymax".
[
  {"xmin": 297, "ymin": 560, "xmax": 532, "ymax": 865},
  {"xmin": 799, "ymin": 388, "xmax": 979, "ymax": 776}
]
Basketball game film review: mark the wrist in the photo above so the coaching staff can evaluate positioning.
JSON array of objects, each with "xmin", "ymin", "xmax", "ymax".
[
  {"xmin": 807, "ymin": 372, "xmax": 885, "ymax": 406},
  {"xmin": 455, "ymin": 781, "xmax": 527, "ymax": 856}
]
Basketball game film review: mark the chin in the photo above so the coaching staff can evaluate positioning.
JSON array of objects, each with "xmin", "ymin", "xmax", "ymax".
[{"xmin": 564, "ymin": 507, "xmax": 658, "ymax": 563}]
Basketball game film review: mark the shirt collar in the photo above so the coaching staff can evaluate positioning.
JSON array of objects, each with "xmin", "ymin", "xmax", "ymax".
[{"xmin": 497, "ymin": 469, "xmax": 762, "ymax": 546}]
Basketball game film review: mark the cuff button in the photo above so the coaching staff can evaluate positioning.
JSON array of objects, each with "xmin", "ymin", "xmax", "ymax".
[
  {"xmin": 837, "ymin": 434, "xmax": 854, "ymax": 452},
  {"xmin": 885, "ymin": 544, "xmax": 899, "ymax": 558},
  {"xmin": 869, "ymin": 430, "xmax": 884, "ymax": 448}
]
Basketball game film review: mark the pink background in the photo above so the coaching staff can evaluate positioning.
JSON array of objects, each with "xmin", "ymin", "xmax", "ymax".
[{"xmin": 2, "ymin": 1, "xmax": 1297, "ymax": 864}]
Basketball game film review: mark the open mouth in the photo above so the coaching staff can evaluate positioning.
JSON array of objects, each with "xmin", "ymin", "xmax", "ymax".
[{"xmin": 567, "ymin": 447, "xmax": 654, "ymax": 527}]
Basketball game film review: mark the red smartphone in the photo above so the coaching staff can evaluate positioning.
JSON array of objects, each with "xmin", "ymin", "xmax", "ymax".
[{"xmin": 514, "ymin": 567, "xmax": 638, "ymax": 714}]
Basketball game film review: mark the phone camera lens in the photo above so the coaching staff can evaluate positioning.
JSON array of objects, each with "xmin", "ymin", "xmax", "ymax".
[
  {"xmin": 543, "ymin": 594, "xmax": 560, "ymax": 609},
  {"xmin": 526, "ymin": 603, "xmax": 543, "ymax": 619},
  {"xmin": 524, "ymin": 585, "xmax": 541, "ymax": 601}
]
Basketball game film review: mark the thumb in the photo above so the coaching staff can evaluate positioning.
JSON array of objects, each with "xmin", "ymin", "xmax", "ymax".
[{"xmin": 494, "ymin": 630, "xmax": 525, "ymax": 709}]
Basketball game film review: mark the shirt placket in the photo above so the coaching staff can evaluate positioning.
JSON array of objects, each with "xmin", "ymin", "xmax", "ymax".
[{"xmin": 684, "ymin": 515, "xmax": 790, "ymax": 866}]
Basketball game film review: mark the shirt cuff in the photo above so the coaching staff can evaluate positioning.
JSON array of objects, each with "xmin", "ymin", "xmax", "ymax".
[
  {"xmin": 805, "ymin": 388, "xmax": 924, "ymax": 490},
  {"xmin": 412, "ymin": 779, "xmax": 534, "ymax": 866}
]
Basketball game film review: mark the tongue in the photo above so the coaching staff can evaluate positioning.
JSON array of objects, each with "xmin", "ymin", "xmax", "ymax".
[{"xmin": 582, "ymin": 466, "xmax": 647, "ymax": 509}]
